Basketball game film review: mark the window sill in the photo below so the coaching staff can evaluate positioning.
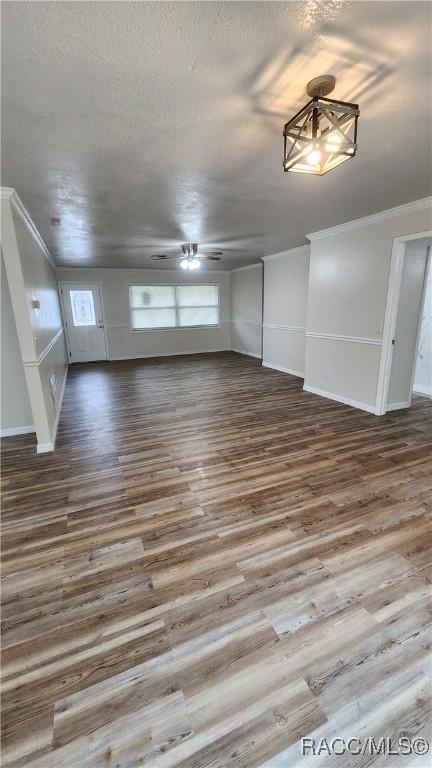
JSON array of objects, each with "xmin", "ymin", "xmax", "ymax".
[{"xmin": 131, "ymin": 325, "xmax": 221, "ymax": 333}]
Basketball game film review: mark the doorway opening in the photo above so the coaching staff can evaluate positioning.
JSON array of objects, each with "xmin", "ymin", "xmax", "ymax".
[
  {"xmin": 412, "ymin": 254, "xmax": 431, "ymax": 398},
  {"xmin": 376, "ymin": 232, "xmax": 432, "ymax": 415}
]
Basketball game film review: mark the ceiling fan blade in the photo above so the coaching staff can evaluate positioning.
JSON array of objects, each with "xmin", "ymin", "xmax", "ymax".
[
  {"xmin": 151, "ymin": 254, "xmax": 179, "ymax": 260},
  {"xmin": 200, "ymin": 255, "xmax": 221, "ymax": 261},
  {"xmin": 202, "ymin": 251, "xmax": 223, "ymax": 256}
]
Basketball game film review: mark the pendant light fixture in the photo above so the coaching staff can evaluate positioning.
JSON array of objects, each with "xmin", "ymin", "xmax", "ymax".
[{"xmin": 283, "ymin": 75, "xmax": 359, "ymax": 175}]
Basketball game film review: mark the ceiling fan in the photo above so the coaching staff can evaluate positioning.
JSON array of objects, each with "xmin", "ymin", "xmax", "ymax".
[{"xmin": 151, "ymin": 243, "xmax": 223, "ymax": 270}]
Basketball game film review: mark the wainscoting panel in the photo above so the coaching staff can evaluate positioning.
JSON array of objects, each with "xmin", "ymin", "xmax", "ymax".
[
  {"xmin": 262, "ymin": 325, "xmax": 306, "ymax": 378},
  {"xmin": 304, "ymin": 335, "xmax": 382, "ymax": 412},
  {"xmin": 231, "ymin": 321, "xmax": 262, "ymax": 359}
]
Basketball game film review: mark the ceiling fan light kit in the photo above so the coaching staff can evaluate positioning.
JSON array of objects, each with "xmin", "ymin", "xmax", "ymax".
[
  {"xmin": 283, "ymin": 75, "xmax": 359, "ymax": 176},
  {"xmin": 151, "ymin": 243, "xmax": 223, "ymax": 267},
  {"xmin": 181, "ymin": 257, "xmax": 200, "ymax": 270}
]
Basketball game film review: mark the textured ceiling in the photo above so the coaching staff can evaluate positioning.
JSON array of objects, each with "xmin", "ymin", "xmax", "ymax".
[{"xmin": 2, "ymin": 1, "xmax": 431, "ymax": 270}]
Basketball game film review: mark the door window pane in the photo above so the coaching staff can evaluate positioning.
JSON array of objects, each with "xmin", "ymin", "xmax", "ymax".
[{"xmin": 70, "ymin": 290, "xmax": 96, "ymax": 326}]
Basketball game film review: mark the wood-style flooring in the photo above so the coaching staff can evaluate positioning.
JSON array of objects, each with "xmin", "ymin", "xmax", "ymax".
[{"xmin": 1, "ymin": 352, "xmax": 431, "ymax": 767}]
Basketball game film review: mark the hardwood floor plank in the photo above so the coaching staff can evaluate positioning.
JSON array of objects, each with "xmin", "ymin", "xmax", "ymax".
[
  {"xmin": 35, "ymin": 691, "xmax": 192, "ymax": 768},
  {"xmin": 1, "ymin": 353, "xmax": 431, "ymax": 766}
]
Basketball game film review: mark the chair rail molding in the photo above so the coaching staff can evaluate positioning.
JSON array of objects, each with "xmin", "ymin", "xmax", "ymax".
[
  {"xmin": 306, "ymin": 331, "xmax": 382, "ymax": 345},
  {"xmin": 22, "ymin": 327, "xmax": 65, "ymax": 366},
  {"xmin": 232, "ymin": 320, "xmax": 261, "ymax": 326},
  {"xmin": 264, "ymin": 324, "xmax": 306, "ymax": 332}
]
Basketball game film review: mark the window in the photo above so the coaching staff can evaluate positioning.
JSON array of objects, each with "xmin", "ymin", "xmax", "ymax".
[
  {"xmin": 129, "ymin": 285, "xmax": 219, "ymax": 330},
  {"xmin": 176, "ymin": 285, "xmax": 219, "ymax": 327},
  {"xmin": 129, "ymin": 286, "xmax": 176, "ymax": 329},
  {"xmin": 69, "ymin": 290, "xmax": 96, "ymax": 327}
]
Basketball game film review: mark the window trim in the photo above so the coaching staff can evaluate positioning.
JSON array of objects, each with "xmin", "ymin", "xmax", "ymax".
[{"xmin": 128, "ymin": 283, "xmax": 220, "ymax": 332}]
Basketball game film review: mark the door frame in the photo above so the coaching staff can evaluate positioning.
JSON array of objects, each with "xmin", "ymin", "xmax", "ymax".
[
  {"xmin": 58, "ymin": 281, "xmax": 110, "ymax": 362},
  {"xmin": 375, "ymin": 229, "xmax": 432, "ymax": 415}
]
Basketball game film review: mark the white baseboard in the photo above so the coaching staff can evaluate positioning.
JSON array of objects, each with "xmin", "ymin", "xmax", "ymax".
[
  {"xmin": 262, "ymin": 361, "xmax": 304, "ymax": 378},
  {"xmin": 413, "ymin": 385, "xmax": 432, "ymax": 398},
  {"xmin": 303, "ymin": 384, "xmax": 377, "ymax": 414},
  {"xmin": 109, "ymin": 348, "xmax": 231, "ymax": 361},
  {"xmin": 231, "ymin": 348, "xmax": 262, "ymax": 359},
  {"xmin": 1, "ymin": 424, "xmax": 35, "ymax": 438},
  {"xmin": 386, "ymin": 401, "xmax": 410, "ymax": 412},
  {"xmin": 37, "ymin": 441, "xmax": 55, "ymax": 453}
]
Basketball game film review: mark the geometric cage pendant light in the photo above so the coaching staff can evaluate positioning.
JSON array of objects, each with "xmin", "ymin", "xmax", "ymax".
[{"xmin": 283, "ymin": 75, "xmax": 360, "ymax": 176}]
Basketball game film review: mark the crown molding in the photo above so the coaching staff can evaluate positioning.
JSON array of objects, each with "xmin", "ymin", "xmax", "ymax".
[
  {"xmin": 56, "ymin": 266, "xmax": 231, "ymax": 274},
  {"xmin": 231, "ymin": 262, "xmax": 263, "ymax": 273},
  {"xmin": 261, "ymin": 244, "xmax": 310, "ymax": 262},
  {"xmin": 307, "ymin": 197, "xmax": 432, "ymax": 241},
  {"xmin": 1, "ymin": 187, "xmax": 56, "ymax": 268}
]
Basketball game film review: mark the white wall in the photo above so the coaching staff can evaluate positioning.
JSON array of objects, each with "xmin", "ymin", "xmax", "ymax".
[
  {"xmin": 57, "ymin": 267, "xmax": 232, "ymax": 359},
  {"xmin": 262, "ymin": 245, "xmax": 310, "ymax": 376},
  {"xmin": 305, "ymin": 201, "xmax": 432, "ymax": 412},
  {"xmin": 12, "ymin": 208, "xmax": 64, "ymax": 359},
  {"xmin": 414, "ymin": 250, "xmax": 432, "ymax": 397},
  {"xmin": 1, "ymin": 254, "xmax": 34, "ymax": 434},
  {"xmin": 1, "ymin": 192, "xmax": 68, "ymax": 451},
  {"xmin": 231, "ymin": 264, "xmax": 262, "ymax": 358}
]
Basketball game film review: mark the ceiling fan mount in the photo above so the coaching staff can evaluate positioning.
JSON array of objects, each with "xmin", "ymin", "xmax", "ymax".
[{"xmin": 181, "ymin": 243, "xmax": 198, "ymax": 256}]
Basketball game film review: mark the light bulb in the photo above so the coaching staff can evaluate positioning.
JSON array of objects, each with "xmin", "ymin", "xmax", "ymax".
[
  {"xmin": 180, "ymin": 257, "xmax": 200, "ymax": 270},
  {"xmin": 325, "ymin": 133, "xmax": 342, "ymax": 153},
  {"xmin": 307, "ymin": 149, "xmax": 321, "ymax": 165}
]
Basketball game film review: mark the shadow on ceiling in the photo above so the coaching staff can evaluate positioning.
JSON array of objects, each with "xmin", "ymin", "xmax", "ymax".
[{"xmin": 246, "ymin": 26, "xmax": 394, "ymax": 123}]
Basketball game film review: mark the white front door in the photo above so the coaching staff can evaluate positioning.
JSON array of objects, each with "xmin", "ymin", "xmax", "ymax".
[{"xmin": 60, "ymin": 283, "xmax": 108, "ymax": 363}]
